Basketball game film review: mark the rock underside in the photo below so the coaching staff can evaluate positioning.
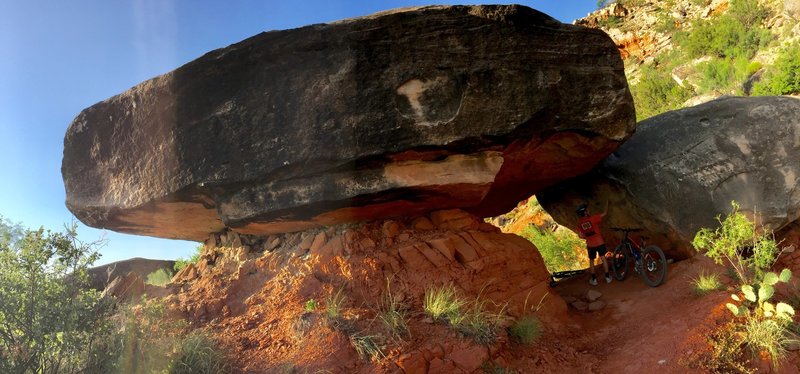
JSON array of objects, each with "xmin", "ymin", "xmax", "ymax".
[{"xmin": 62, "ymin": 5, "xmax": 635, "ymax": 242}]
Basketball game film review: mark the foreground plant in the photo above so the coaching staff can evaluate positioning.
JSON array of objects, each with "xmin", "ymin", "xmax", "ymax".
[
  {"xmin": 0, "ymin": 220, "xmax": 119, "ymax": 374},
  {"xmin": 692, "ymin": 271, "xmax": 723, "ymax": 296},
  {"xmin": 377, "ymin": 280, "xmax": 409, "ymax": 339},
  {"xmin": 349, "ymin": 332, "xmax": 385, "ymax": 361},
  {"xmin": 508, "ymin": 315, "xmax": 541, "ymax": 344},
  {"xmin": 424, "ymin": 284, "xmax": 507, "ymax": 344}
]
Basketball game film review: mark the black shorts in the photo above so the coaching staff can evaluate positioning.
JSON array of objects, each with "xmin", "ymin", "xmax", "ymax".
[{"xmin": 587, "ymin": 244, "xmax": 607, "ymax": 260}]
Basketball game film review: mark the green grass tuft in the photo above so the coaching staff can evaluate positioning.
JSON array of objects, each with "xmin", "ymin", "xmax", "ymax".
[
  {"xmin": 168, "ymin": 331, "xmax": 231, "ymax": 374},
  {"xmin": 508, "ymin": 315, "xmax": 542, "ymax": 344},
  {"xmin": 349, "ymin": 333, "xmax": 385, "ymax": 361},
  {"xmin": 424, "ymin": 284, "xmax": 465, "ymax": 322},
  {"xmin": 692, "ymin": 271, "xmax": 724, "ymax": 296}
]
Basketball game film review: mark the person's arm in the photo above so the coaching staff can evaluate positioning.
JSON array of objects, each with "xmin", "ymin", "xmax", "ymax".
[{"xmin": 599, "ymin": 200, "xmax": 609, "ymax": 218}]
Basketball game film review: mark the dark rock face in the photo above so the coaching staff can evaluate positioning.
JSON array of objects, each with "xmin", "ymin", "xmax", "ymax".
[
  {"xmin": 539, "ymin": 96, "xmax": 800, "ymax": 259},
  {"xmin": 63, "ymin": 5, "xmax": 635, "ymax": 241}
]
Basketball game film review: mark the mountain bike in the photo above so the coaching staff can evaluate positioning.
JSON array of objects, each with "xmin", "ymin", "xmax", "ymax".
[{"xmin": 609, "ymin": 228, "xmax": 667, "ymax": 287}]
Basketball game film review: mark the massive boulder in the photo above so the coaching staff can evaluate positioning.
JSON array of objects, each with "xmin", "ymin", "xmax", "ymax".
[
  {"xmin": 539, "ymin": 96, "xmax": 800, "ymax": 259},
  {"xmin": 63, "ymin": 5, "xmax": 635, "ymax": 241}
]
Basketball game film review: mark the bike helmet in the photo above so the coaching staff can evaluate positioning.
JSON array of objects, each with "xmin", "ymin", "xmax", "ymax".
[{"xmin": 575, "ymin": 203, "xmax": 588, "ymax": 216}]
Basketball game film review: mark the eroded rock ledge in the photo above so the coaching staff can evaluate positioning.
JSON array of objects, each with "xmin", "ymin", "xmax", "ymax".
[{"xmin": 62, "ymin": 5, "xmax": 635, "ymax": 241}]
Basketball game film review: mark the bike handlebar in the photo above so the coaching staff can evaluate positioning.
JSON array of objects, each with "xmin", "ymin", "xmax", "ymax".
[{"xmin": 610, "ymin": 227, "xmax": 643, "ymax": 232}]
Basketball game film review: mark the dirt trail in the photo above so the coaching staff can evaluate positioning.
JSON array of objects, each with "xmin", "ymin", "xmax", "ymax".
[{"xmin": 549, "ymin": 255, "xmax": 799, "ymax": 374}]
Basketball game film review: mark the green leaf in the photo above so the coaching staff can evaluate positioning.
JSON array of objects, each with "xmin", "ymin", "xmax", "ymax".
[
  {"xmin": 726, "ymin": 303, "xmax": 740, "ymax": 316},
  {"xmin": 779, "ymin": 268, "xmax": 792, "ymax": 283},
  {"xmin": 763, "ymin": 272, "xmax": 779, "ymax": 286},
  {"xmin": 758, "ymin": 284, "xmax": 775, "ymax": 303},
  {"xmin": 776, "ymin": 302, "xmax": 795, "ymax": 319},
  {"xmin": 763, "ymin": 302, "xmax": 775, "ymax": 313},
  {"xmin": 765, "ymin": 310, "xmax": 774, "ymax": 318},
  {"xmin": 731, "ymin": 294, "xmax": 741, "ymax": 301},
  {"xmin": 742, "ymin": 285, "xmax": 756, "ymax": 302}
]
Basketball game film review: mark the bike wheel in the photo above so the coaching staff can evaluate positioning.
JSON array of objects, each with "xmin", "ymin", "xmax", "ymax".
[
  {"xmin": 639, "ymin": 245, "xmax": 667, "ymax": 287},
  {"xmin": 611, "ymin": 243, "xmax": 629, "ymax": 281}
]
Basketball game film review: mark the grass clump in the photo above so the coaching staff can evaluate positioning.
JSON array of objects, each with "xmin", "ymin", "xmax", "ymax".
[
  {"xmin": 508, "ymin": 315, "xmax": 542, "ymax": 344},
  {"xmin": 424, "ymin": 284, "xmax": 465, "ymax": 322},
  {"xmin": 377, "ymin": 281, "xmax": 409, "ymax": 339},
  {"xmin": 324, "ymin": 287, "xmax": 348, "ymax": 327},
  {"xmin": 145, "ymin": 268, "xmax": 174, "ymax": 286},
  {"xmin": 349, "ymin": 333, "xmax": 385, "ymax": 361},
  {"xmin": 304, "ymin": 299, "xmax": 317, "ymax": 312},
  {"xmin": 692, "ymin": 271, "xmax": 724, "ymax": 296},
  {"xmin": 168, "ymin": 331, "xmax": 231, "ymax": 374},
  {"xmin": 424, "ymin": 285, "xmax": 507, "ymax": 345}
]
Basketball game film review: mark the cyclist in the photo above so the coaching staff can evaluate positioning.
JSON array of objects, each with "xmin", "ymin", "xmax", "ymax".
[{"xmin": 576, "ymin": 202, "xmax": 611, "ymax": 285}]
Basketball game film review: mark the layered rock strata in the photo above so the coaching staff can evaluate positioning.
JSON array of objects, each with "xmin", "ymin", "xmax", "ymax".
[
  {"xmin": 62, "ymin": 5, "xmax": 635, "ymax": 241},
  {"xmin": 539, "ymin": 96, "xmax": 800, "ymax": 260}
]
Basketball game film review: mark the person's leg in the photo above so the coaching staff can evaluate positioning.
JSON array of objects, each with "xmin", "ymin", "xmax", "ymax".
[
  {"xmin": 599, "ymin": 245, "xmax": 612, "ymax": 283},
  {"xmin": 587, "ymin": 247, "xmax": 598, "ymax": 285}
]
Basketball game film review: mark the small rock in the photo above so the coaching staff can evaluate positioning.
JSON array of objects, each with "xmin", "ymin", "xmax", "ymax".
[
  {"xmin": 563, "ymin": 295, "xmax": 578, "ymax": 304},
  {"xmin": 588, "ymin": 300, "xmax": 606, "ymax": 311},
  {"xmin": 411, "ymin": 217, "xmax": 435, "ymax": 230},
  {"xmin": 587, "ymin": 290, "xmax": 602, "ymax": 302},
  {"xmin": 658, "ymin": 359, "xmax": 667, "ymax": 365},
  {"xmin": 571, "ymin": 301, "xmax": 589, "ymax": 311}
]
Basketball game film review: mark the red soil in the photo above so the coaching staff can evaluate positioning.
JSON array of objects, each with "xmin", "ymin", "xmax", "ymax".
[{"xmin": 160, "ymin": 210, "xmax": 800, "ymax": 373}]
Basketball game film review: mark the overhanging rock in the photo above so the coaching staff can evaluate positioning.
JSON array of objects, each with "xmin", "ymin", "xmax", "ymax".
[{"xmin": 62, "ymin": 5, "xmax": 635, "ymax": 241}]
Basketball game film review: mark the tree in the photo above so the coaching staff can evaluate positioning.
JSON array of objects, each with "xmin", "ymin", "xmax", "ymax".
[{"xmin": 0, "ymin": 221, "xmax": 119, "ymax": 373}]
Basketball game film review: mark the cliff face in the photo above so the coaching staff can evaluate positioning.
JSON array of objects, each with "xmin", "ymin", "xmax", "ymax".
[{"xmin": 579, "ymin": 0, "xmax": 800, "ymax": 120}]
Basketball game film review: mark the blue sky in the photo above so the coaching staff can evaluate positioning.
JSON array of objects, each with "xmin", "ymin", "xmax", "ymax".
[{"xmin": 0, "ymin": 0, "xmax": 599, "ymax": 265}]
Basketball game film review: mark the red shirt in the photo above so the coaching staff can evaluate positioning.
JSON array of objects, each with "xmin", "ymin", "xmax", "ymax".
[{"xmin": 577, "ymin": 214, "xmax": 605, "ymax": 247}]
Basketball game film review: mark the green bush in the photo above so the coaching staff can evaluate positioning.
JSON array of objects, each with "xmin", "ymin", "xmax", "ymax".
[
  {"xmin": 629, "ymin": 64, "xmax": 693, "ymax": 121},
  {"xmin": 697, "ymin": 56, "xmax": 753, "ymax": 93},
  {"xmin": 145, "ymin": 268, "xmax": 174, "ymax": 287},
  {"xmin": 521, "ymin": 226, "xmax": 584, "ymax": 273},
  {"xmin": 174, "ymin": 245, "xmax": 203, "ymax": 273},
  {"xmin": 692, "ymin": 201, "xmax": 778, "ymax": 284},
  {"xmin": 728, "ymin": 0, "xmax": 769, "ymax": 27},
  {"xmin": 0, "ymin": 222, "xmax": 120, "ymax": 374},
  {"xmin": 676, "ymin": 14, "xmax": 771, "ymax": 60},
  {"xmin": 753, "ymin": 42, "xmax": 800, "ymax": 95}
]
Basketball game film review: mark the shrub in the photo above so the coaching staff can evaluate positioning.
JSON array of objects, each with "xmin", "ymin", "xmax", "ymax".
[
  {"xmin": 753, "ymin": 42, "xmax": 800, "ymax": 95},
  {"xmin": 697, "ymin": 56, "xmax": 752, "ymax": 93},
  {"xmin": 508, "ymin": 315, "xmax": 542, "ymax": 344},
  {"xmin": 174, "ymin": 245, "xmax": 203, "ymax": 273},
  {"xmin": 692, "ymin": 201, "xmax": 779, "ymax": 284},
  {"xmin": 0, "ymin": 222, "xmax": 120, "ymax": 374},
  {"xmin": 168, "ymin": 331, "xmax": 231, "ymax": 374},
  {"xmin": 145, "ymin": 268, "xmax": 174, "ymax": 286},
  {"xmin": 728, "ymin": 0, "xmax": 769, "ymax": 27},
  {"xmin": 676, "ymin": 15, "xmax": 771, "ymax": 60},
  {"xmin": 692, "ymin": 271, "xmax": 724, "ymax": 296},
  {"xmin": 117, "ymin": 298, "xmax": 186, "ymax": 373},
  {"xmin": 629, "ymin": 64, "xmax": 693, "ymax": 121},
  {"xmin": 521, "ymin": 226, "xmax": 584, "ymax": 273},
  {"xmin": 682, "ymin": 322, "xmax": 753, "ymax": 373}
]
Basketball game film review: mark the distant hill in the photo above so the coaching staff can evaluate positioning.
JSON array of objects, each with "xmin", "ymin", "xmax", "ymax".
[{"xmin": 580, "ymin": 0, "xmax": 800, "ymax": 120}]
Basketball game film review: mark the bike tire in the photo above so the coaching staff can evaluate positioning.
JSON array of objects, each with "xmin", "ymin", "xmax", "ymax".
[
  {"xmin": 611, "ymin": 243, "xmax": 629, "ymax": 281},
  {"xmin": 639, "ymin": 245, "xmax": 667, "ymax": 287}
]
